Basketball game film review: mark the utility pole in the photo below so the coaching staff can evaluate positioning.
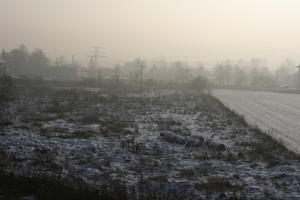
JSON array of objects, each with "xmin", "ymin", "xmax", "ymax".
[
  {"xmin": 71, "ymin": 55, "xmax": 75, "ymax": 65},
  {"xmin": 1, "ymin": 49, "xmax": 6, "ymax": 60},
  {"xmin": 140, "ymin": 64, "xmax": 144, "ymax": 97},
  {"xmin": 88, "ymin": 46, "xmax": 106, "ymax": 79}
]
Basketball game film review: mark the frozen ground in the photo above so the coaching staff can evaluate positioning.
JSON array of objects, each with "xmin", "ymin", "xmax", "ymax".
[
  {"xmin": 213, "ymin": 89, "xmax": 300, "ymax": 154},
  {"xmin": 0, "ymin": 87, "xmax": 300, "ymax": 199}
]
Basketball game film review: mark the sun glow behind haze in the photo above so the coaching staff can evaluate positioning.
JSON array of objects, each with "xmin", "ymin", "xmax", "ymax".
[{"xmin": 1, "ymin": 0, "xmax": 300, "ymax": 67}]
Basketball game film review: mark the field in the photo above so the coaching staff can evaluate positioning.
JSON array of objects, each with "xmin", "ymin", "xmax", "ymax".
[
  {"xmin": 213, "ymin": 89, "xmax": 300, "ymax": 154},
  {"xmin": 0, "ymin": 83, "xmax": 300, "ymax": 200}
]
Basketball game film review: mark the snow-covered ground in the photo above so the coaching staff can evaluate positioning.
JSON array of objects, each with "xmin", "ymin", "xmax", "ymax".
[
  {"xmin": 213, "ymin": 89, "xmax": 300, "ymax": 154},
  {"xmin": 0, "ymin": 87, "xmax": 300, "ymax": 199}
]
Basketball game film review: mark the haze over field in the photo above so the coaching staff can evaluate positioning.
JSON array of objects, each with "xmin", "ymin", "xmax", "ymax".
[
  {"xmin": 1, "ymin": 0, "xmax": 300, "ymax": 66},
  {"xmin": 2, "ymin": 1, "xmax": 300, "ymax": 199}
]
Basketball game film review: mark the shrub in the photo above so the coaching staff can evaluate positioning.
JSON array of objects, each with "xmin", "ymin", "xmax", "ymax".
[
  {"xmin": 0, "ymin": 73, "xmax": 13, "ymax": 102},
  {"xmin": 121, "ymin": 136, "xmax": 141, "ymax": 154},
  {"xmin": 0, "ymin": 73, "xmax": 14, "ymax": 126}
]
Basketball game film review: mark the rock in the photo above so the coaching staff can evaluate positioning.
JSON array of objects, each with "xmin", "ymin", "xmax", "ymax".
[
  {"xmin": 191, "ymin": 135, "xmax": 204, "ymax": 142},
  {"xmin": 216, "ymin": 144, "xmax": 226, "ymax": 151},
  {"xmin": 21, "ymin": 196, "xmax": 35, "ymax": 200},
  {"xmin": 160, "ymin": 131, "xmax": 186, "ymax": 144},
  {"xmin": 14, "ymin": 152, "xmax": 27, "ymax": 161},
  {"xmin": 205, "ymin": 139, "xmax": 226, "ymax": 151},
  {"xmin": 185, "ymin": 138, "xmax": 203, "ymax": 147},
  {"xmin": 178, "ymin": 130, "xmax": 191, "ymax": 137},
  {"xmin": 205, "ymin": 139, "xmax": 218, "ymax": 147}
]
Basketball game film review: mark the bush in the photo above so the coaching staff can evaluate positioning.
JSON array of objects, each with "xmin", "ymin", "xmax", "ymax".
[{"xmin": 0, "ymin": 73, "xmax": 13, "ymax": 102}]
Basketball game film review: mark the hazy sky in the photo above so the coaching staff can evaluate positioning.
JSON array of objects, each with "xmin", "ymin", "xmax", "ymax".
[{"xmin": 1, "ymin": 0, "xmax": 300, "ymax": 67}]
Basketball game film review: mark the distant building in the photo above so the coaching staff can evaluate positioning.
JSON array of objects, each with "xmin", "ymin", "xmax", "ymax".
[
  {"xmin": 284, "ymin": 66, "xmax": 300, "ymax": 88},
  {"xmin": 297, "ymin": 65, "xmax": 300, "ymax": 88}
]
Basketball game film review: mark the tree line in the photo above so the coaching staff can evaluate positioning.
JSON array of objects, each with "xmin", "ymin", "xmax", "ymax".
[
  {"xmin": 1, "ymin": 44, "xmax": 298, "ymax": 89},
  {"xmin": 2, "ymin": 44, "xmax": 50, "ymax": 71},
  {"xmin": 116, "ymin": 57, "xmax": 297, "ymax": 89},
  {"xmin": 213, "ymin": 58, "xmax": 297, "ymax": 88}
]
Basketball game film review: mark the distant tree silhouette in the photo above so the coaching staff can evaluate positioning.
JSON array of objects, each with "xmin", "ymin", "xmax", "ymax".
[
  {"xmin": 1, "ymin": 49, "xmax": 7, "ymax": 60},
  {"xmin": 172, "ymin": 61, "xmax": 191, "ymax": 84},
  {"xmin": 30, "ymin": 48, "xmax": 50, "ymax": 67},
  {"xmin": 233, "ymin": 65, "xmax": 247, "ymax": 86},
  {"xmin": 7, "ymin": 44, "xmax": 30, "ymax": 71}
]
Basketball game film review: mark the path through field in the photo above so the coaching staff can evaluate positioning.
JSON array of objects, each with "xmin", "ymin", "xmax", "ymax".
[{"xmin": 213, "ymin": 89, "xmax": 300, "ymax": 154}]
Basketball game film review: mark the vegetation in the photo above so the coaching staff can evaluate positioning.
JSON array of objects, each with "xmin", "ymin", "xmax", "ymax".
[
  {"xmin": 0, "ymin": 72, "xmax": 13, "ymax": 102},
  {"xmin": 1, "ymin": 43, "xmax": 300, "ymax": 199},
  {"xmin": 2, "ymin": 44, "xmax": 300, "ymax": 91}
]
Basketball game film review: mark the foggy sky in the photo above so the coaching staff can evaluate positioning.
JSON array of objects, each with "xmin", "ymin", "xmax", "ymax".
[{"xmin": 1, "ymin": 0, "xmax": 300, "ymax": 67}]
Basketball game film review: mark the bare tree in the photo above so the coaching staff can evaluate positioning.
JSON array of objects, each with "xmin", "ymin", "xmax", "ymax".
[
  {"xmin": 30, "ymin": 48, "xmax": 50, "ymax": 67},
  {"xmin": 127, "ymin": 59, "xmax": 146, "ymax": 89},
  {"xmin": 233, "ymin": 64, "xmax": 247, "ymax": 86},
  {"xmin": 0, "ymin": 71, "xmax": 13, "ymax": 102},
  {"xmin": 172, "ymin": 61, "xmax": 191, "ymax": 84},
  {"xmin": 112, "ymin": 64, "xmax": 121, "ymax": 84},
  {"xmin": 7, "ymin": 44, "xmax": 30, "ymax": 72}
]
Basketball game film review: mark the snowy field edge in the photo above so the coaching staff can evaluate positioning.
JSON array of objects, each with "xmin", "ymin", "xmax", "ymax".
[{"xmin": 212, "ymin": 89, "xmax": 300, "ymax": 155}]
